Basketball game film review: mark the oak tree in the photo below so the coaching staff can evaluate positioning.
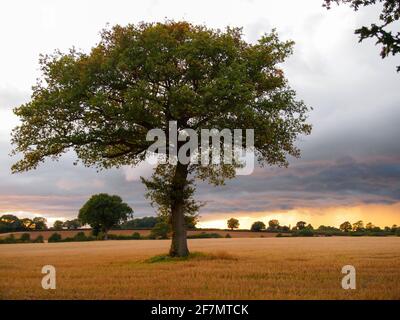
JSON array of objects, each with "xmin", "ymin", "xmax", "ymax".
[{"xmin": 11, "ymin": 21, "xmax": 311, "ymax": 257}]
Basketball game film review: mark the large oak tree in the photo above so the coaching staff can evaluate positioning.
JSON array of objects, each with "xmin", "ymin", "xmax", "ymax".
[{"xmin": 11, "ymin": 21, "xmax": 311, "ymax": 257}]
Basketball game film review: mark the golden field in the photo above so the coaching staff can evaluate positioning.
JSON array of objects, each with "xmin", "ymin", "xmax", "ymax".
[{"xmin": 1, "ymin": 237, "xmax": 400, "ymax": 300}]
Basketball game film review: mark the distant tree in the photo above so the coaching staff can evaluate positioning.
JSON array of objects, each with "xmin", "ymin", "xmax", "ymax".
[
  {"xmin": 268, "ymin": 219, "xmax": 280, "ymax": 230},
  {"xmin": 371, "ymin": 226, "xmax": 382, "ymax": 232},
  {"xmin": 339, "ymin": 221, "xmax": 352, "ymax": 232},
  {"xmin": 0, "ymin": 215, "xmax": 22, "ymax": 232},
  {"xmin": 296, "ymin": 221, "xmax": 307, "ymax": 230},
  {"xmin": 251, "ymin": 221, "xmax": 266, "ymax": 232},
  {"xmin": 32, "ymin": 217, "xmax": 48, "ymax": 230},
  {"xmin": 78, "ymin": 194, "xmax": 133, "ymax": 239},
  {"xmin": 120, "ymin": 216, "xmax": 160, "ymax": 229},
  {"xmin": 150, "ymin": 221, "xmax": 171, "ymax": 239},
  {"xmin": 365, "ymin": 222, "xmax": 374, "ymax": 230},
  {"xmin": 280, "ymin": 225, "xmax": 290, "ymax": 232},
  {"xmin": 63, "ymin": 219, "xmax": 82, "ymax": 230},
  {"xmin": 324, "ymin": 0, "xmax": 400, "ymax": 72},
  {"xmin": 318, "ymin": 225, "xmax": 340, "ymax": 232},
  {"xmin": 306, "ymin": 223, "xmax": 314, "ymax": 230},
  {"xmin": 352, "ymin": 220, "xmax": 364, "ymax": 231},
  {"xmin": 391, "ymin": 224, "xmax": 398, "ymax": 232},
  {"xmin": 20, "ymin": 218, "xmax": 35, "ymax": 230},
  {"xmin": 227, "ymin": 218, "xmax": 240, "ymax": 231},
  {"xmin": 53, "ymin": 220, "xmax": 64, "ymax": 230}
]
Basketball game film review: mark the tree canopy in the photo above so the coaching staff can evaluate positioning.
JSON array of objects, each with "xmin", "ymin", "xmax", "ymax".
[{"xmin": 78, "ymin": 193, "xmax": 133, "ymax": 238}]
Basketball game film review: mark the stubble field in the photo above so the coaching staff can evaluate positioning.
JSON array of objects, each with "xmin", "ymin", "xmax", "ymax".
[{"xmin": 1, "ymin": 237, "xmax": 399, "ymax": 299}]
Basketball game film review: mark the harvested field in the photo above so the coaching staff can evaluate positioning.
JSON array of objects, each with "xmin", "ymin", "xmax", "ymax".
[{"xmin": 1, "ymin": 237, "xmax": 399, "ymax": 299}]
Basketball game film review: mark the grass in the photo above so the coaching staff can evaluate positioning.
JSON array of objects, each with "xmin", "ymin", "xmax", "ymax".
[
  {"xmin": 0, "ymin": 237, "xmax": 400, "ymax": 299},
  {"xmin": 145, "ymin": 251, "xmax": 237, "ymax": 263}
]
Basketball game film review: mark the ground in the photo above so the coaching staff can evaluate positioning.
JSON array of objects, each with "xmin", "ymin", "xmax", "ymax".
[{"xmin": 1, "ymin": 237, "xmax": 399, "ymax": 299}]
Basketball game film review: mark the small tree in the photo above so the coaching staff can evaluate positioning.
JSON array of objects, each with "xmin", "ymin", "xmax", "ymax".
[
  {"xmin": 0, "ymin": 215, "xmax": 22, "ymax": 232},
  {"xmin": 32, "ymin": 217, "xmax": 48, "ymax": 230},
  {"xmin": 352, "ymin": 220, "xmax": 364, "ymax": 231},
  {"xmin": 251, "ymin": 221, "xmax": 266, "ymax": 232},
  {"xmin": 150, "ymin": 221, "xmax": 171, "ymax": 239},
  {"xmin": 53, "ymin": 220, "xmax": 64, "ymax": 230},
  {"xmin": 268, "ymin": 219, "xmax": 279, "ymax": 230},
  {"xmin": 339, "ymin": 221, "xmax": 352, "ymax": 232},
  {"xmin": 365, "ymin": 222, "xmax": 374, "ymax": 230},
  {"xmin": 78, "ymin": 194, "xmax": 133, "ymax": 239},
  {"xmin": 227, "ymin": 218, "xmax": 240, "ymax": 231},
  {"xmin": 296, "ymin": 221, "xmax": 307, "ymax": 230},
  {"xmin": 63, "ymin": 219, "xmax": 82, "ymax": 230},
  {"xmin": 48, "ymin": 233, "xmax": 62, "ymax": 242},
  {"xmin": 21, "ymin": 218, "xmax": 35, "ymax": 230}
]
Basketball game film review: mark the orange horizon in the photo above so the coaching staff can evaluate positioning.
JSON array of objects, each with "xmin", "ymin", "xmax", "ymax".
[{"xmin": 2, "ymin": 202, "xmax": 400, "ymax": 230}]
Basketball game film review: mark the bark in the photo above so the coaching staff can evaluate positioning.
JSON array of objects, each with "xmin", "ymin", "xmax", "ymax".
[{"xmin": 169, "ymin": 162, "xmax": 190, "ymax": 257}]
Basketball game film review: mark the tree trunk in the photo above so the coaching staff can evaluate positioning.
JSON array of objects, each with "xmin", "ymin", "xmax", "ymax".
[{"xmin": 169, "ymin": 162, "xmax": 189, "ymax": 257}]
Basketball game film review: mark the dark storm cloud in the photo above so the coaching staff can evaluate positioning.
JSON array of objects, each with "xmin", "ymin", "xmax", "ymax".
[{"xmin": 195, "ymin": 156, "xmax": 400, "ymax": 214}]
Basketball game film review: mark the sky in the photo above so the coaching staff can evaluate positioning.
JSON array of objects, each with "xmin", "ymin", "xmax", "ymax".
[{"xmin": 0, "ymin": 0, "xmax": 399, "ymax": 229}]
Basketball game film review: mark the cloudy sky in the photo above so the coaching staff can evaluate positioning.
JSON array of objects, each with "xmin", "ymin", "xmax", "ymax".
[{"xmin": 0, "ymin": 0, "xmax": 399, "ymax": 228}]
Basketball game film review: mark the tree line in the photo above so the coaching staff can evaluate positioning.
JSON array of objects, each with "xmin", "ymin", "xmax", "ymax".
[{"xmin": 227, "ymin": 218, "xmax": 400, "ymax": 235}]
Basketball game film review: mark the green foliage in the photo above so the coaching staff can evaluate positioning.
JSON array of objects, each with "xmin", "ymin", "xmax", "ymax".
[
  {"xmin": 32, "ymin": 217, "xmax": 48, "ymax": 230},
  {"xmin": 150, "ymin": 221, "xmax": 171, "ymax": 239},
  {"xmin": 132, "ymin": 232, "xmax": 141, "ymax": 239},
  {"xmin": 107, "ymin": 232, "xmax": 142, "ymax": 240},
  {"xmin": 352, "ymin": 220, "xmax": 364, "ymax": 231},
  {"xmin": 295, "ymin": 221, "xmax": 307, "ymax": 230},
  {"xmin": 33, "ymin": 235, "xmax": 44, "ymax": 243},
  {"xmin": 0, "ymin": 215, "xmax": 48, "ymax": 233},
  {"xmin": 324, "ymin": 0, "xmax": 400, "ymax": 72},
  {"xmin": 251, "ymin": 221, "xmax": 266, "ymax": 232},
  {"xmin": 53, "ymin": 220, "xmax": 64, "ymax": 230},
  {"xmin": 20, "ymin": 233, "xmax": 31, "ymax": 242},
  {"xmin": 0, "ymin": 215, "xmax": 22, "ymax": 233},
  {"xmin": 11, "ymin": 21, "xmax": 311, "ymax": 174},
  {"xmin": 63, "ymin": 219, "xmax": 82, "ymax": 230},
  {"xmin": 187, "ymin": 232, "xmax": 223, "ymax": 239},
  {"xmin": 293, "ymin": 229, "xmax": 314, "ymax": 237},
  {"xmin": 120, "ymin": 216, "xmax": 159, "ymax": 229},
  {"xmin": 73, "ymin": 232, "xmax": 88, "ymax": 241},
  {"xmin": 141, "ymin": 165, "xmax": 201, "ymax": 229},
  {"xmin": 227, "ymin": 218, "xmax": 240, "ymax": 230},
  {"xmin": 268, "ymin": 219, "xmax": 280, "ymax": 230},
  {"xmin": 339, "ymin": 221, "xmax": 352, "ymax": 232},
  {"xmin": 48, "ymin": 233, "xmax": 62, "ymax": 242},
  {"xmin": 78, "ymin": 193, "xmax": 133, "ymax": 236}
]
